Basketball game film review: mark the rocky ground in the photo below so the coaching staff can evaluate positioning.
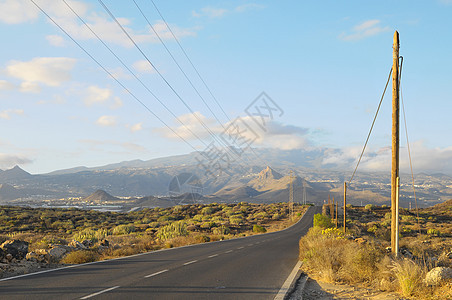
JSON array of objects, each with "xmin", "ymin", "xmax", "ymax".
[{"xmin": 299, "ymin": 277, "xmax": 401, "ymax": 300}]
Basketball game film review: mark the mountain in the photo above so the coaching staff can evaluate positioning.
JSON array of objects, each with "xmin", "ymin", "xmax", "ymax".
[
  {"xmin": 0, "ymin": 184, "xmax": 25, "ymax": 201},
  {"xmin": 0, "ymin": 149, "xmax": 450, "ymax": 207},
  {"xmin": 0, "ymin": 166, "xmax": 32, "ymax": 182},
  {"xmin": 215, "ymin": 185, "xmax": 262, "ymax": 199},
  {"xmin": 83, "ymin": 190, "xmax": 120, "ymax": 203}
]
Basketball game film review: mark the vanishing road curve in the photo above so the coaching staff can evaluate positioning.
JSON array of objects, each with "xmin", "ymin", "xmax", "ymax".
[{"xmin": 0, "ymin": 206, "xmax": 320, "ymax": 300}]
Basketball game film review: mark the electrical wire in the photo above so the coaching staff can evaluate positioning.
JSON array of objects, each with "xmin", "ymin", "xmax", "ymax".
[
  {"xmin": 399, "ymin": 56, "xmax": 421, "ymax": 233},
  {"xmin": 61, "ymin": 0, "xmax": 209, "ymax": 148},
  {"xmin": 97, "ymin": 0, "xmax": 239, "ymax": 160},
  {"xmin": 149, "ymin": 0, "xmax": 230, "ymax": 122},
  {"xmin": 348, "ymin": 67, "xmax": 393, "ymax": 185},
  {"xmin": 141, "ymin": 0, "xmax": 269, "ymax": 169},
  {"xmin": 29, "ymin": 0, "xmax": 200, "ymax": 154}
]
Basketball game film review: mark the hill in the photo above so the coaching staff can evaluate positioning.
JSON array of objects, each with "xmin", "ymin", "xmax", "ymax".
[{"xmin": 83, "ymin": 190, "xmax": 120, "ymax": 203}]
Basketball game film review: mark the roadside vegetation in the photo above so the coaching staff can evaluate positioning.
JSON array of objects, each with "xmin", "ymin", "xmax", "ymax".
[
  {"xmin": 299, "ymin": 202, "xmax": 452, "ymax": 299},
  {"xmin": 0, "ymin": 202, "xmax": 307, "ymax": 268}
]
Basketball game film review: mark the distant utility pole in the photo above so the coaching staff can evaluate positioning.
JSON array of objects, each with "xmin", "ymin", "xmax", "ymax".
[
  {"xmin": 335, "ymin": 198, "xmax": 338, "ymax": 228},
  {"xmin": 303, "ymin": 180, "xmax": 307, "ymax": 205},
  {"xmin": 289, "ymin": 170, "xmax": 294, "ymax": 221},
  {"xmin": 343, "ymin": 182, "xmax": 347, "ymax": 233},
  {"xmin": 391, "ymin": 31, "xmax": 400, "ymax": 255}
]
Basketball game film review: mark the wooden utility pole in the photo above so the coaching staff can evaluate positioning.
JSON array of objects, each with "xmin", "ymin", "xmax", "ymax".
[
  {"xmin": 289, "ymin": 170, "xmax": 294, "ymax": 221},
  {"xmin": 391, "ymin": 31, "xmax": 400, "ymax": 254},
  {"xmin": 332, "ymin": 196, "xmax": 335, "ymax": 221},
  {"xmin": 335, "ymin": 199, "xmax": 338, "ymax": 228},
  {"xmin": 343, "ymin": 182, "xmax": 347, "ymax": 233}
]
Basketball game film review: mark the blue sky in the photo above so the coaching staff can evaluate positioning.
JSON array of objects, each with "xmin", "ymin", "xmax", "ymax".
[{"xmin": 1, "ymin": 0, "xmax": 452, "ymax": 174}]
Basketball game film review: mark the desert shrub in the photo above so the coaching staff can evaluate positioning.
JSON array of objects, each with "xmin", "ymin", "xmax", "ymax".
[
  {"xmin": 229, "ymin": 215, "xmax": 243, "ymax": 225},
  {"xmin": 300, "ymin": 227, "xmax": 384, "ymax": 284},
  {"xmin": 427, "ymin": 228, "xmax": 441, "ymax": 236},
  {"xmin": 252, "ymin": 225, "xmax": 266, "ymax": 233},
  {"xmin": 321, "ymin": 228, "xmax": 344, "ymax": 239},
  {"xmin": 375, "ymin": 227, "xmax": 391, "ymax": 241},
  {"xmin": 72, "ymin": 228, "xmax": 97, "ymax": 242},
  {"xmin": 61, "ymin": 250, "xmax": 99, "ymax": 264},
  {"xmin": 272, "ymin": 213, "xmax": 281, "ymax": 220},
  {"xmin": 313, "ymin": 213, "xmax": 334, "ymax": 229},
  {"xmin": 212, "ymin": 226, "xmax": 230, "ymax": 235},
  {"xmin": 112, "ymin": 224, "xmax": 135, "ymax": 235},
  {"xmin": 156, "ymin": 221, "xmax": 188, "ymax": 241},
  {"xmin": 392, "ymin": 258, "xmax": 426, "ymax": 297},
  {"xmin": 364, "ymin": 204, "xmax": 374, "ymax": 210},
  {"xmin": 201, "ymin": 207, "xmax": 214, "ymax": 215}
]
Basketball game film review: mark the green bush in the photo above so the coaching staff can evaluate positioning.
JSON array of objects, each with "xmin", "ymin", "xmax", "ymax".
[
  {"xmin": 427, "ymin": 228, "xmax": 440, "ymax": 236},
  {"xmin": 364, "ymin": 204, "xmax": 374, "ymax": 210},
  {"xmin": 112, "ymin": 224, "xmax": 135, "ymax": 235},
  {"xmin": 253, "ymin": 225, "xmax": 266, "ymax": 233},
  {"xmin": 313, "ymin": 213, "xmax": 334, "ymax": 229},
  {"xmin": 156, "ymin": 221, "xmax": 188, "ymax": 241}
]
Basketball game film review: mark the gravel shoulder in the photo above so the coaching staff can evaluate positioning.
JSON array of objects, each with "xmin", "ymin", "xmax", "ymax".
[{"xmin": 289, "ymin": 274, "xmax": 401, "ymax": 300}]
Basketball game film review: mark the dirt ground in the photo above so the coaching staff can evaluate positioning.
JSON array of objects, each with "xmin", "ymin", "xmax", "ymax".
[{"xmin": 289, "ymin": 276, "xmax": 401, "ymax": 300}]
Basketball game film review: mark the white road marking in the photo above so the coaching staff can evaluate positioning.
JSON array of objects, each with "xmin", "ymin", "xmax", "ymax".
[
  {"xmin": 248, "ymin": 243, "xmax": 254, "ymax": 246},
  {"xmin": 225, "ymin": 250, "xmax": 233, "ymax": 253},
  {"xmin": 208, "ymin": 254, "xmax": 219, "ymax": 258},
  {"xmin": 183, "ymin": 260, "xmax": 198, "ymax": 266},
  {"xmin": 237, "ymin": 246, "xmax": 244, "ymax": 249},
  {"xmin": 144, "ymin": 269, "xmax": 168, "ymax": 278},
  {"xmin": 80, "ymin": 286, "xmax": 120, "ymax": 299}
]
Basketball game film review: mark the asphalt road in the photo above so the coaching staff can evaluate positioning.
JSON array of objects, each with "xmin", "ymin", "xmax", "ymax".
[{"xmin": 0, "ymin": 206, "xmax": 320, "ymax": 300}]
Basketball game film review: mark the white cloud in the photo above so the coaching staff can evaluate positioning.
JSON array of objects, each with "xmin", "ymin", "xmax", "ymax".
[
  {"xmin": 0, "ymin": 80, "xmax": 15, "ymax": 91},
  {"xmin": 193, "ymin": 7, "xmax": 228, "ymax": 18},
  {"xmin": 0, "ymin": 109, "xmax": 24, "ymax": 120},
  {"xmin": 155, "ymin": 112, "xmax": 311, "ymax": 150},
  {"xmin": 235, "ymin": 3, "xmax": 265, "ymax": 13},
  {"xmin": 83, "ymin": 85, "xmax": 122, "ymax": 108},
  {"xmin": 154, "ymin": 111, "xmax": 217, "ymax": 140},
  {"xmin": 0, "ymin": 153, "xmax": 32, "ymax": 169},
  {"xmin": 132, "ymin": 60, "xmax": 155, "ymax": 74},
  {"xmin": 321, "ymin": 141, "xmax": 452, "ymax": 174},
  {"xmin": 339, "ymin": 19, "xmax": 390, "ymax": 41},
  {"xmin": 0, "ymin": 1, "xmax": 196, "ymax": 47},
  {"xmin": 46, "ymin": 35, "xmax": 66, "ymax": 47},
  {"xmin": 96, "ymin": 115, "xmax": 117, "ymax": 127},
  {"xmin": 6, "ymin": 57, "xmax": 76, "ymax": 87},
  {"xmin": 20, "ymin": 82, "xmax": 41, "ymax": 93},
  {"xmin": 110, "ymin": 96, "xmax": 123, "ymax": 109},
  {"xmin": 130, "ymin": 122, "xmax": 143, "ymax": 132},
  {"xmin": 84, "ymin": 85, "xmax": 112, "ymax": 106},
  {"xmin": 0, "ymin": 0, "xmax": 39, "ymax": 24}
]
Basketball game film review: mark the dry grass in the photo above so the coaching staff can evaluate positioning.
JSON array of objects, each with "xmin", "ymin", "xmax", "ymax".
[
  {"xmin": 61, "ymin": 250, "xmax": 99, "ymax": 264},
  {"xmin": 299, "ymin": 218, "xmax": 450, "ymax": 299},
  {"xmin": 391, "ymin": 258, "xmax": 426, "ymax": 297}
]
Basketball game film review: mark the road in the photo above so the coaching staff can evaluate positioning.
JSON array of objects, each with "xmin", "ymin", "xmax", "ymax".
[{"xmin": 0, "ymin": 206, "xmax": 319, "ymax": 299}]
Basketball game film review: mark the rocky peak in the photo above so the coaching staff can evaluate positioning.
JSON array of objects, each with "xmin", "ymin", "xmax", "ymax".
[{"xmin": 257, "ymin": 166, "xmax": 283, "ymax": 181}]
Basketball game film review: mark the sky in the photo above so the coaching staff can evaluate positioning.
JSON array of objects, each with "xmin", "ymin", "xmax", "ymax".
[{"xmin": 1, "ymin": 0, "xmax": 452, "ymax": 175}]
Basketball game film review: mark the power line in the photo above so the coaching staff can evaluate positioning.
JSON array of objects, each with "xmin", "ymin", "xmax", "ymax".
[
  {"xmin": 133, "ymin": 0, "xmax": 225, "ymax": 128},
  {"xmin": 61, "ymin": 0, "xmax": 209, "ymax": 148},
  {"xmin": 29, "ymin": 0, "xmax": 200, "ymax": 154},
  {"xmin": 348, "ymin": 66, "xmax": 393, "ymax": 185},
  {"xmin": 399, "ymin": 56, "xmax": 421, "ymax": 233},
  {"xmin": 149, "ymin": 0, "xmax": 230, "ymax": 122},
  {"xmin": 136, "ymin": 0, "xmax": 269, "ymax": 169},
  {"xmin": 97, "ymin": 0, "xmax": 238, "ymax": 159}
]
